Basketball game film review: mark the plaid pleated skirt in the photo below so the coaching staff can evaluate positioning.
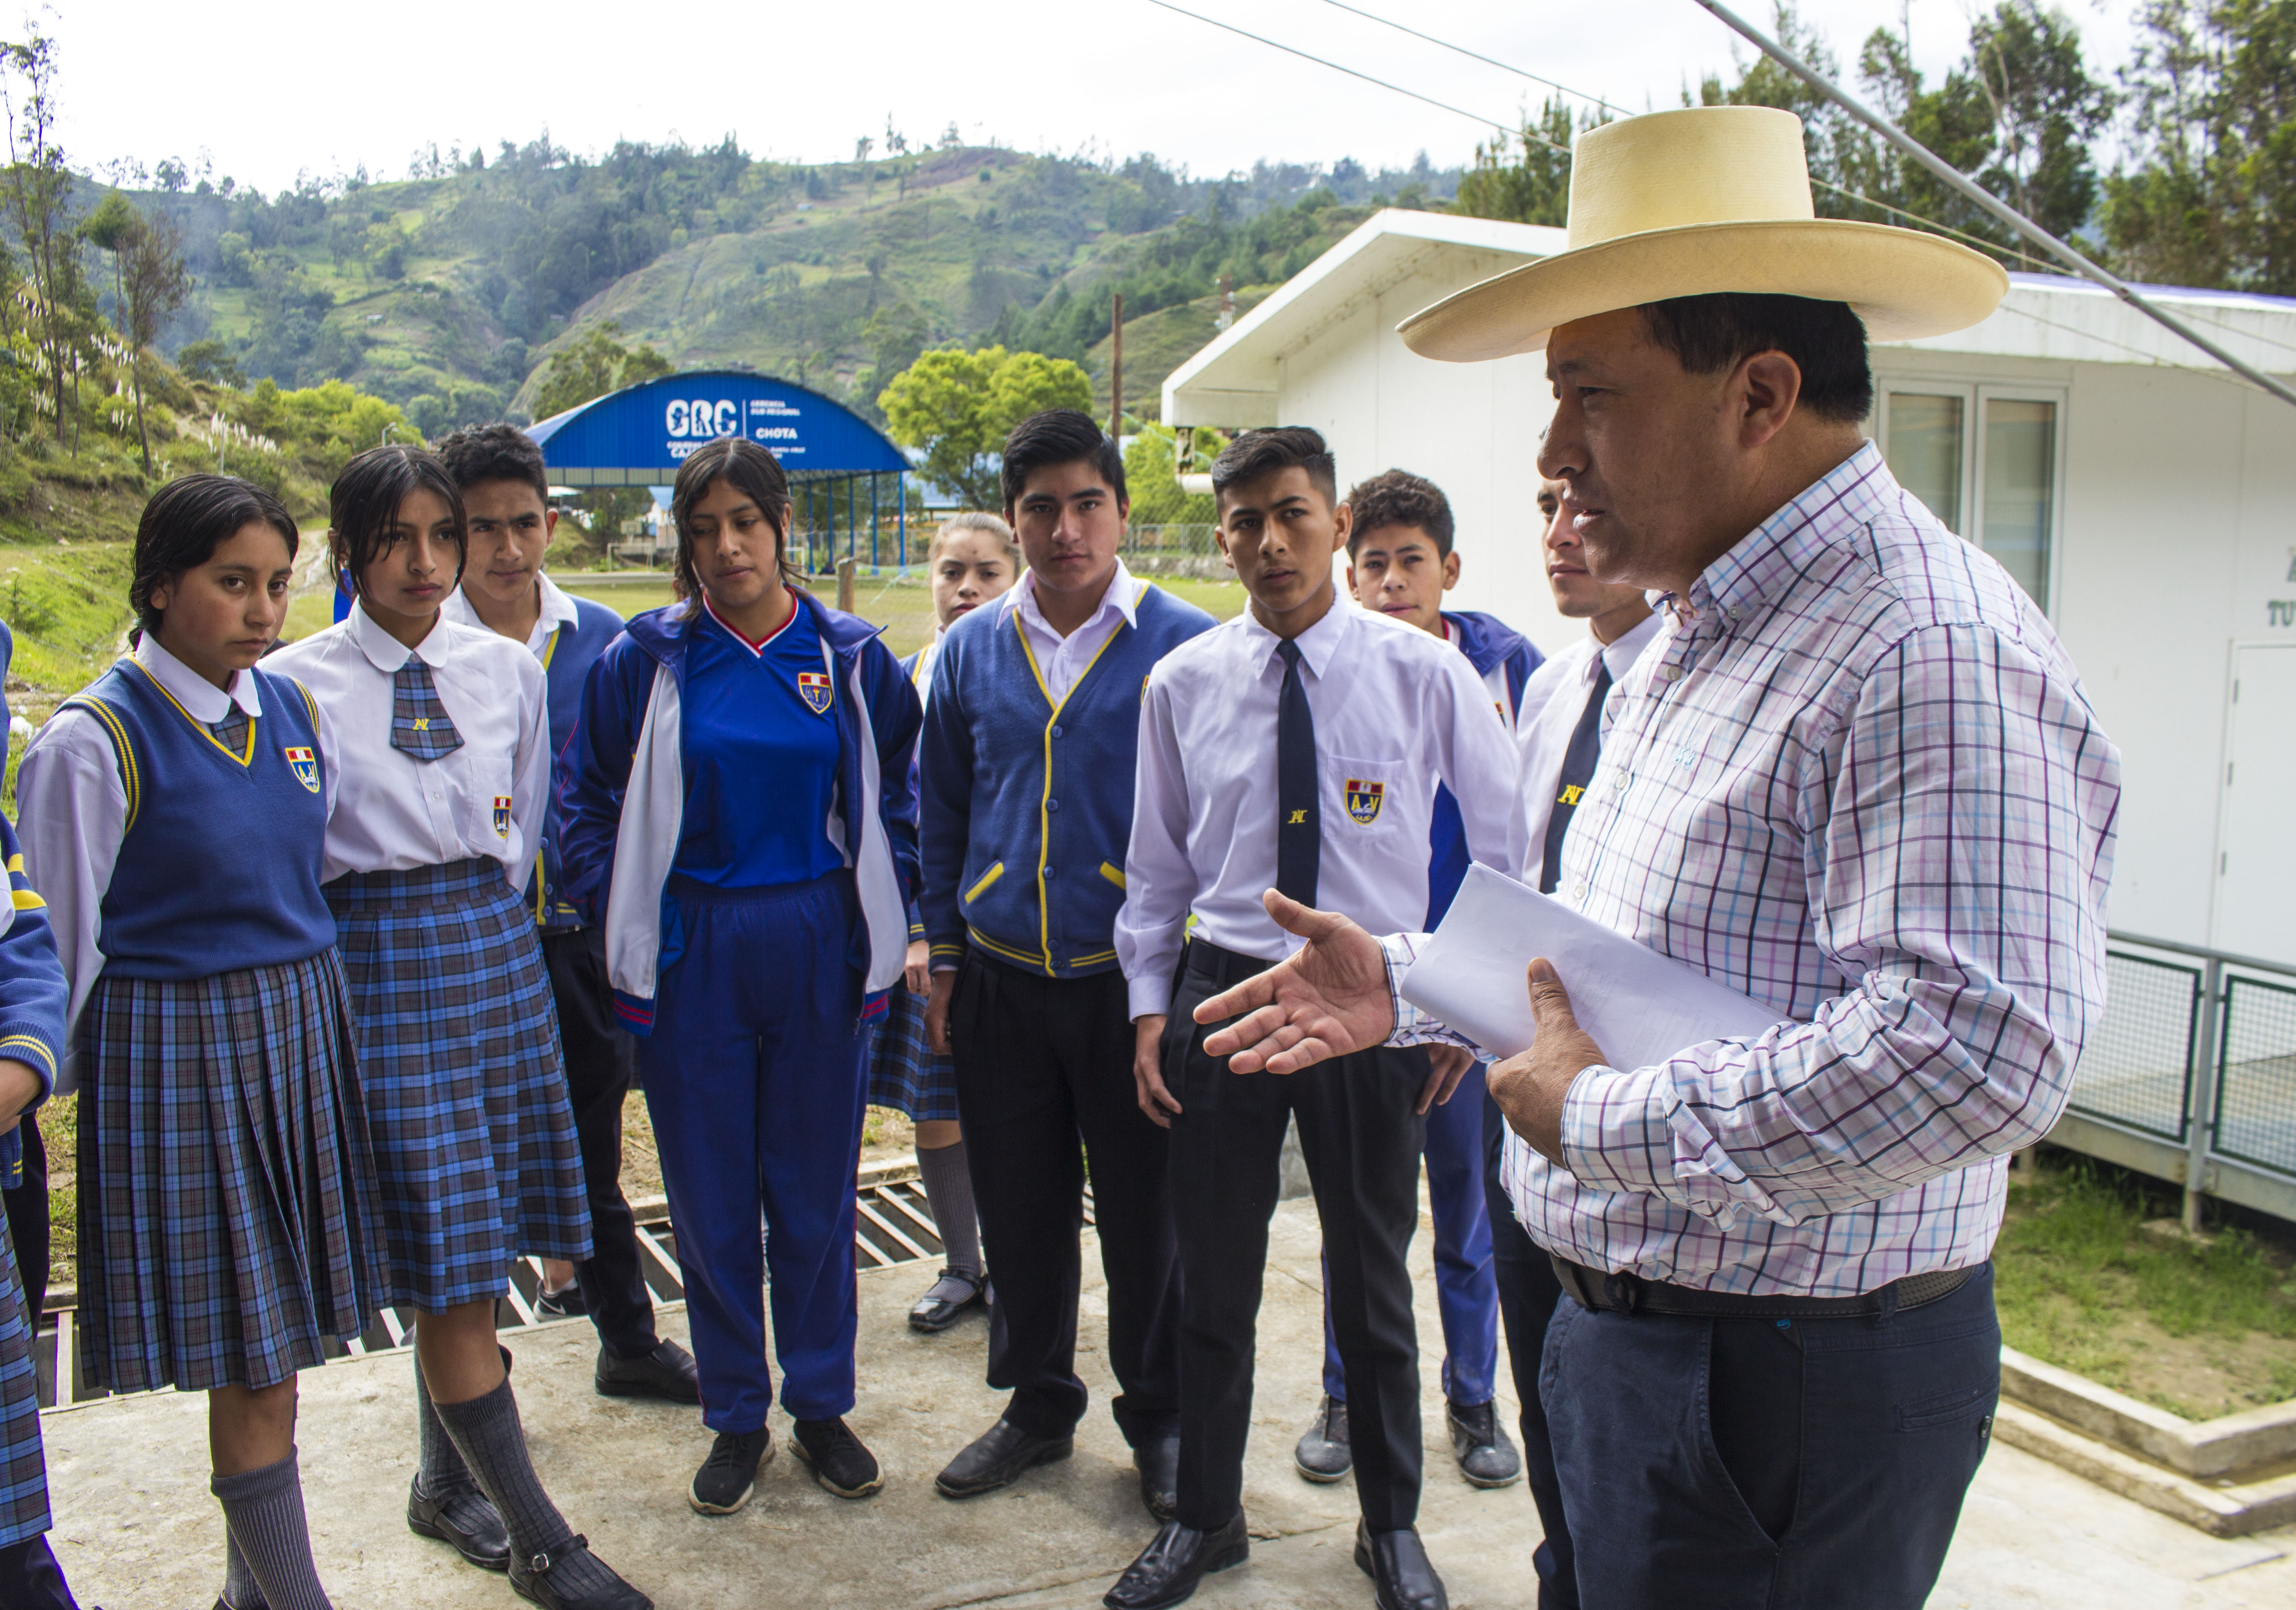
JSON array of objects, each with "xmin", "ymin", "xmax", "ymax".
[
  {"xmin": 0, "ymin": 1209, "xmax": 47, "ymax": 1547},
  {"xmin": 76, "ymin": 949, "xmax": 385, "ymax": 1396},
  {"xmin": 326, "ymin": 858, "xmax": 591, "ymax": 1310},
  {"xmin": 867, "ymin": 978, "xmax": 960, "ymax": 1123}
]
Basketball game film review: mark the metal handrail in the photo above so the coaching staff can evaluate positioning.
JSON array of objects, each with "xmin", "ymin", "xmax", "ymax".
[{"xmin": 2107, "ymin": 930, "xmax": 2296, "ymax": 980}]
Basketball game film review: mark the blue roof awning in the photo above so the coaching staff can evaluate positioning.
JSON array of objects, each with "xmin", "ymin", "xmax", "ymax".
[{"xmin": 526, "ymin": 369, "xmax": 908, "ymax": 486}]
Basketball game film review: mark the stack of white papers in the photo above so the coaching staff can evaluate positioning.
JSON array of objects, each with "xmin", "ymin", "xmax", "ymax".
[{"xmin": 1399, "ymin": 864, "xmax": 1788, "ymax": 1068}]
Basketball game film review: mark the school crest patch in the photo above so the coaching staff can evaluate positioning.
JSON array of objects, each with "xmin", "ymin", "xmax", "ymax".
[
  {"xmin": 283, "ymin": 745, "xmax": 321, "ymax": 794},
  {"xmin": 1345, "ymin": 779, "xmax": 1385, "ymax": 825},
  {"xmin": 492, "ymin": 795, "xmax": 512, "ymax": 837},
  {"xmin": 797, "ymin": 670, "xmax": 834, "ymax": 715}
]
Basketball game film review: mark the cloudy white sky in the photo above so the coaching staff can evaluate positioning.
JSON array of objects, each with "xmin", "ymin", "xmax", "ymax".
[{"xmin": 53, "ymin": 0, "xmax": 2139, "ymax": 194}]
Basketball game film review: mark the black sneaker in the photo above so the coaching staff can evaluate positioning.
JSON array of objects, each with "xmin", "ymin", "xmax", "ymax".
[
  {"xmin": 535, "ymin": 1282, "xmax": 588, "ymax": 1320},
  {"xmin": 792, "ymin": 1416, "xmax": 883, "ymax": 1499},
  {"xmin": 1293, "ymin": 1394, "xmax": 1352, "ymax": 1482},
  {"xmin": 689, "ymin": 1427, "xmax": 774, "ymax": 1515}
]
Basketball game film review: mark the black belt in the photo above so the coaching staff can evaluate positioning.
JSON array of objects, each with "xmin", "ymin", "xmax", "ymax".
[
  {"xmin": 1551, "ymin": 1256, "xmax": 1978, "ymax": 1320},
  {"xmin": 1183, "ymin": 936, "xmax": 1284, "ymax": 991}
]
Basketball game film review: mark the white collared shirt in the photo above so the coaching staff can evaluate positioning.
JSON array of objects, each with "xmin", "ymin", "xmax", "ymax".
[
  {"xmin": 266, "ymin": 601, "xmax": 551, "ymax": 885},
  {"xmin": 18, "ymin": 634, "xmax": 308, "ymax": 1077},
  {"xmin": 441, "ymin": 570, "xmax": 585, "ymax": 659},
  {"xmin": 1509, "ymin": 610, "xmax": 1667, "ymax": 887},
  {"xmin": 1005, "ymin": 558, "xmax": 1142, "ymax": 706},
  {"xmin": 1115, "ymin": 592, "xmax": 1519, "ymax": 1020}
]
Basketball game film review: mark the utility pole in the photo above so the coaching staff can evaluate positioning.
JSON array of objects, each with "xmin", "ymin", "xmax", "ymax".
[{"xmin": 1109, "ymin": 292, "xmax": 1124, "ymax": 440}]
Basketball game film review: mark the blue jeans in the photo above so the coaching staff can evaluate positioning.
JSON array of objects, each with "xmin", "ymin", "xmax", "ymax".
[
  {"xmin": 1321, "ymin": 1060, "xmax": 1498, "ymax": 1407},
  {"xmin": 1542, "ymin": 1262, "xmax": 2000, "ymax": 1609}
]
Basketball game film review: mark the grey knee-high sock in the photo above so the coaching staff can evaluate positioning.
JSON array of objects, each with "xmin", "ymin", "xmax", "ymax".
[
  {"xmin": 211, "ymin": 1452, "xmax": 328, "ymax": 1610},
  {"xmin": 916, "ymin": 1138, "xmax": 983, "ymax": 1278},
  {"xmin": 222, "ymin": 1527, "xmax": 263, "ymax": 1610},
  {"xmin": 431, "ymin": 1378, "xmax": 615, "ymax": 1595},
  {"xmin": 413, "ymin": 1355, "xmax": 478, "ymax": 1498}
]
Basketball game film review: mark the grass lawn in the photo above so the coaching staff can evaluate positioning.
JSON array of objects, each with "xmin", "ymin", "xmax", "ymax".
[{"xmin": 1995, "ymin": 1151, "xmax": 2296, "ymax": 1419}]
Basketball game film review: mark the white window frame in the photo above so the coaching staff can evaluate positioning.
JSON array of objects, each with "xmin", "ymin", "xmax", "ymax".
[{"xmin": 1878, "ymin": 378, "xmax": 2069, "ymax": 614}]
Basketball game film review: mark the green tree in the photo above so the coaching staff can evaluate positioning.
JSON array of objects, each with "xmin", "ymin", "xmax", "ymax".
[
  {"xmin": 1121, "ymin": 424, "xmax": 1216, "ymax": 525},
  {"xmin": 532, "ymin": 320, "xmax": 674, "ymax": 418},
  {"xmin": 116, "ymin": 208, "xmax": 193, "ymax": 475},
  {"xmin": 0, "ymin": 28, "xmax": 76, "ymax": 441},
  {"xmin": 2103, "ymin": 0, "xmax": 2296, "ymax": 293},
  {"xmin": 1450, "ymin": 99, "xmax": 1585, "ymax": 226},
  {"xmin": 877, "ymin": 344, "xmax": 1093, "ymax": 510},
  {"xmin": 176, "ymin": 338, "xmax": 246, "ymax": 388}
]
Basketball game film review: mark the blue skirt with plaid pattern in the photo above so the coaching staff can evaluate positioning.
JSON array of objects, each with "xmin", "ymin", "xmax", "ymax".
[
  {"xmin": 866, "ymin": 978, "xmax": 959, "ymax": 1124},
  {"xmin": 325, "ymin": 858, "xmax": 591, "ymax": 1310},
  {"xmin": 0, "ymin": 1204, "xmax": 47, "ymax": 1547},
  {"xmin": 76, "ymin": 948, "xmax": 385, "ymax": 1395}
]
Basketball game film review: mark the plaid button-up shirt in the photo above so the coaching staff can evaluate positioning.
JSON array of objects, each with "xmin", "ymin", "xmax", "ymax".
[{"xmin": 1390, "ymin": 442, "xmax": 2122, "ymax": 1296}]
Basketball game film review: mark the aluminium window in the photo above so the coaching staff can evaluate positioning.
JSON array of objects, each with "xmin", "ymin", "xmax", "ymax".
[{"xmin": 1878, "ymin": 383, "xmax": 2064, "ymax": 612}]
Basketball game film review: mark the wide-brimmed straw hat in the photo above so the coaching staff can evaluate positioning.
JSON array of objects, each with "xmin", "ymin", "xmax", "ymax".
[{"xmin": 1400, "ymin": 105, "xmax": 2008, "ymax": 362}]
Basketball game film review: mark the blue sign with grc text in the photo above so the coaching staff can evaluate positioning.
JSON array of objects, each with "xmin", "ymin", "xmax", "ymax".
[{"xmin": 527, "ymin": 368, "xmax": 908, "ymax": 485}]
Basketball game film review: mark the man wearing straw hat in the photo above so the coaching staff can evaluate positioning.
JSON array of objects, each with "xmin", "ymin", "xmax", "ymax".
[{"xmin": 1184, "ymin": 105, "xmax": 2121, "ymax": 1607}]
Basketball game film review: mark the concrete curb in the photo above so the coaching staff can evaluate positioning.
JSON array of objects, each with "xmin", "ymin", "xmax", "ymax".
[
  {"xmin": 1993, "ymin": 1403, "xmax": 2296, "ymax": 1538},
  {"xmin": 2002, "ymin": 1346, "xmax": 2296, "ymax": 1481}
]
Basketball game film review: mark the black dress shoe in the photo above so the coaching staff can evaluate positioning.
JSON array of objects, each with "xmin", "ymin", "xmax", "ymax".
[
  {"xmin": 594, "ymin": 1339, "xmax": 701, "ymax": 1405},
  {"xmin": 1104, "ymin": 1514, "xmax": 1250, "ymax": 1610},
  {"xmin": 1134, "ymin": 1432, "xmax": 1179, "ymax": 1521},
  {"xmin": 1445, "ymin": 1398, "xmax": 1523, "ymax": 1489},
  {"xmin": 908, "ymin": 1267, "xmax": 987, "ymax": 1332},
  {"xmin": 508, "ymin": 1534, "xmax": 651, "ymax": 1610},
  {"xmin": 407, "ymin": 1478, "xmax": 511, "ymax": 1571},
  {"xmin": 1294, "ymin": 1394, "xmax": 1352, "ymax": 1482},
  {"xmin": 1353, "ymin": 1522, "xmax": 1448, "ymax": 1610},
  {"xmin": 935, "ymin": 1417, "xmax": 1073, "ymax": 1499}
]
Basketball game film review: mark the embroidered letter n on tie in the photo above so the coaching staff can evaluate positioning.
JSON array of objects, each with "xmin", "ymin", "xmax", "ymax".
[
  {"xmin": 1275, "ymin": 638, "xmax": 1319, "ymax": 907},
  {"xmin": 390, "ymin": 659, "xmax": 464, "ymax": 761}
]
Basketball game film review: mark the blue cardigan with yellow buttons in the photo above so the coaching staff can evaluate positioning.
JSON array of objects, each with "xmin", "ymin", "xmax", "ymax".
[{"xmin": 919, "ymin": 583, "xmax": 1215, "ymax": 979}]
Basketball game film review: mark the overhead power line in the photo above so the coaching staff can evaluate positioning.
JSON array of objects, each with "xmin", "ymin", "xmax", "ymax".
[{"xmin": 1312, "ymin": 0, "xmax": 1626, "ymax": 116}]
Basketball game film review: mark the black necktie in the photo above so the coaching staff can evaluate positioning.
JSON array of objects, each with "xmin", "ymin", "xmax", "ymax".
[
  {"xmin": 1275, "ymin": 639, "xmax": 1319, "ymax": 908},
  {"xmin": 208, "ymin": 707, "xmax": 250, "ymax": 756},
  {"xmin": 1540, "ymin": 661, "xmax": 1613, "ymax": 895},
  {"xmin": 390, "ymin": 660, "xmax": 464, "ymax": 762}
]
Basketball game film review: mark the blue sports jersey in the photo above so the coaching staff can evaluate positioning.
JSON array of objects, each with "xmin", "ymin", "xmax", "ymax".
[{"xmin": 673, "ymin": 600, "xmax": 844, "ymax": 889}]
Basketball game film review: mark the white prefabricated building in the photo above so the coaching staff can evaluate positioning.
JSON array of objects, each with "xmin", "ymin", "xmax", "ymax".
[{"xmin": 1162, "ymin": 208, "xmax": 2296, "ymax": 973}]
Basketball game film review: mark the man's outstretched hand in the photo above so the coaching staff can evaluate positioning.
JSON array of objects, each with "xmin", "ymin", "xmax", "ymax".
[{"xmin": 1196, "ymin": 890, "xmax": 1396, "ymax": 1074}]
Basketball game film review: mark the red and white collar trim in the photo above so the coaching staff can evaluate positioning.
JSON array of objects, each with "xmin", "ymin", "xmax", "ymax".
[{"xmin": 702, "ymin": 593, "xmax": 802, "ymax": 655}]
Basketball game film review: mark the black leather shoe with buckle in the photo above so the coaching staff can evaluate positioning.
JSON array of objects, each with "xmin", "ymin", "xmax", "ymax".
[
  {"xmin": 406, "ymin": 1478, "xmax": 510, "ymax": 1570},
  {"xmin": 1353, "ymin": 1522, "xmax": 1448, "ymax": 1610},
  {"xmin": 1103, "ymin": 1514, "xmax": 1250, "ymax": 1610},
  {"xmin": 909, "ymin": 1267, "xmax": 987, "ymax": 1332},
  {"xmin": 508, "ymin": 1535, "xmax": 652, "ymax": 1610}
]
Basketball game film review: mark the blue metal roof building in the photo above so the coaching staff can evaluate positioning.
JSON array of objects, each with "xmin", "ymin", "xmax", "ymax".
[{"xmin": 526, "ymin": 369, "xmax": 916, "ymax": 566}]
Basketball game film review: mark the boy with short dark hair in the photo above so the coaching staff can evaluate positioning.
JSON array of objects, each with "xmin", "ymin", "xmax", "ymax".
[
  {"xmin": 1109, "ymin": 427, "xmax": 1518, "ymax": 1610},
  {"xmin": 919, "ymin": 409, "xmax": 1216, "ymax": 1518},
  {"xmin": 435, "ymin": 425, "xmax": 700, "ymax": 1414}
]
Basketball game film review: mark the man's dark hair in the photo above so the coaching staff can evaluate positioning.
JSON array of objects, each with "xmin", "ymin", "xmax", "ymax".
[
  {"xmin": 1636, "ymin": 293, "xmax": 1873, "ymax": 423},
  {"xmin": 1210, "ymin": 426, "xmax": 1338, "ymax": 508},
  {"xmin": 132, "ymin": 474, "xmax": 300, "ymax": 639},
  {"xmin": 999, "ymin": 409, "xmax": 1126, "ymax": 512},
  {"xmin": 433, "ymin": 422, "xmax": 551, "ymax": 503},
  {"xmin": 670, "ymin": 435, "xmax": 803, "ymax": 612},
  {"xmin": 1345, "ymin": 468, "xmax": 1454, "ymax": 558},
  {"xmin": 329, "ymin": 445, "xmax": 467, "ymax": 596}
]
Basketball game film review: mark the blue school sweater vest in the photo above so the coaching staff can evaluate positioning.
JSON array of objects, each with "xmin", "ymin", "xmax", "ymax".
[
  {"xmin": 63, "ymin": 659, "xmax": 336, "ymax": 979},
  {"xmin": 923, "ymin": 585, "xmax": 1216, "ymax": 978}
]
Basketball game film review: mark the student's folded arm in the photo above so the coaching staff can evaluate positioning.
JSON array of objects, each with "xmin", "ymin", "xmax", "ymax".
[
  {"xmin": 1113, "ymin": 675, "xmax": 1196, "ymax": 1022},
  {"xmin": 13, "ymin": 717, "xmax": 120, "ymax": 1091},
  {"xmin": 916, "ymin": 639, "xmax": 974, "ymax": 971},
  {"xmin": 1558, "ymin": 623, "xmax": 2121, "ymax": 1229},
  {"xmin": 558, "ymin": 641, "xmax": 646, "ymax": 926}
]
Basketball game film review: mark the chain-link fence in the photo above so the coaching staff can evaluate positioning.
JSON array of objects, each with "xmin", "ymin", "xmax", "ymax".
[
  {"xmin": 2214, "ymin": 974, "xmax": 2296, "ymax": 1177},
  {"xmin": 2070, "ymin": 950, "xmax": 2201, "ymax": 1141}
]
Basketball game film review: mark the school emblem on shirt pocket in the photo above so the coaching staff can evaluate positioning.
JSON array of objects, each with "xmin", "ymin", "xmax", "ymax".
[
  {"xmin": 797, "ymin": 670, "xmax": 834, "ymax": 715},
  {"xmin": 1344, "ymin": 779, "xmax": 1386, "ymax": 825},
  {"xmin": 283, "ymin": 746, "xmax": 320, "ymax": 794},
  {"xmin": 492, "ymin": 795, "xmax": 512, "ymax": 837}
]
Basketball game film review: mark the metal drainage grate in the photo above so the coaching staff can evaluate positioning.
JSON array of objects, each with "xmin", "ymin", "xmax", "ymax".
[{"xmin": 33, "ymin": 1163, "xmax": 957, "ymax": 1408}]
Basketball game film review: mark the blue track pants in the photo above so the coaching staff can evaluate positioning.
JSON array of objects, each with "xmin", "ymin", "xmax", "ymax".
[
  {"xmin": 1322, "ymin": 1059, "xmax": 1498, "ymax": 1406},
  {"xmin": 637, "ymin": 872, "xmax": 868, "ymax": 1433}
]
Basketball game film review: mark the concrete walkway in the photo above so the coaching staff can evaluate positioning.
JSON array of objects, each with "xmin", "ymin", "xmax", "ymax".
[{"xmin": 41, "ymin": 1198, "xmax": 2296, "ymax": 1609}]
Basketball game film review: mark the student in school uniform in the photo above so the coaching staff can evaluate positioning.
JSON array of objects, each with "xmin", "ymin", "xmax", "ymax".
[
  {"xmin": 16, "ymin": 474, "xmax": 384, "ymax": 1610},
  {"xmin": 918, "ymin": 410, "xmax": 1215, "ymax": 1518},
  {"xmin": 1290, "ymin": 468, "xmax": 1541, "ymax": 1494},
  {"xmin": 868, "ymin": 512, "xmax": 1018, "ymax": 1334},
  {"xmin": 0, "ymin": 623, "xmax": 55, "ymax": 1332},
  {"xmin": 560, "ymin": 436, "xmax": 922, "ymax": 1519},
  {"xmin": 267, "ymin": 448, "xmax": 648, "ymax": 1610},
  {"xmin": 434, "ymin": 424, "xmax": 701, "ymax": 1404},
  {"xmin": 1109, "ymin": 428, "xmax": 1518, "ymax": 1610}
]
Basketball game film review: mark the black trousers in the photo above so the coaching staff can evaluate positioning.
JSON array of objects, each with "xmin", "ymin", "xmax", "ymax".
[
  {"xmin": 1, "ymin": 1119, "xmax": 48, "ymax": 1321},
  {"xmin": 540, "ymin": 925, "xmax": 657, "ymax": 1360},
  {"xmin": 950, "ymin": 952, "xmax": 1179, "ymax": 1446},
  {"xmin": 1483, "ymin": 1087, "xmax": 1578, "ymax": 1608},
  {"xmin": 1167, "ymin": 940, "xmax": 1425, "ymax": 1532}
]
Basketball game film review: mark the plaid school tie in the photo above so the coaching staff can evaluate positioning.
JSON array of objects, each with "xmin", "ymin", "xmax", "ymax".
[
  {"xmin": 208, "ymin": 707, "xmax": 250, "ymax": 755},
  {"xmin": 390, "ymin": 659, "xmax": 463, "ymax": 761}
]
